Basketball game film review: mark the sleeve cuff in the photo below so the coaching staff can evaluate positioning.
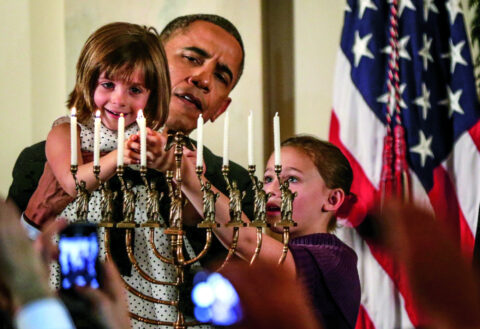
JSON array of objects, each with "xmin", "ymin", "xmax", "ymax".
[
  {"xmin": 20, "ymin": 213, "xmax": 41, "ymax": 240},
  {"xmin": 15, "ymin": 298, "xmax": 75, "ymax": 329}
]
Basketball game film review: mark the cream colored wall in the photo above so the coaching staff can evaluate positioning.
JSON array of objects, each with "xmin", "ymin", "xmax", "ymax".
[
  {"xmin": 0, "ymin": 0, "xmax": 64, "ymax": 198},
  {"xmin": 0, "ymin": 0, "xmax": 32, "ymax": 198},
  {"xmin": 293, "ymin": 1, "xmax": 345, "ymax": 139},
  {"xmin": 30, "ymin": 0, "xmax": 66, "ymax": 142}
]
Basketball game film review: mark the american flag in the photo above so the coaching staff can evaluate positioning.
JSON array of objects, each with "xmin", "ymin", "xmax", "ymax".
[{"xmin": 329, "ymin": 0, "xmax": 480, "ymax": 328}]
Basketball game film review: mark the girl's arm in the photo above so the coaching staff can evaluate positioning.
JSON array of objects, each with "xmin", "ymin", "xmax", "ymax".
[
  {"xmin": 180, "ymin": 151, "xmax": 296, "ymax": 276},
  {"xmin": 125, "ymin": 128, "xmax": 176, "ymax": 171},
  {"xmin": 46, "ymin": 123, "xmax": 118, "ymax": 197}
]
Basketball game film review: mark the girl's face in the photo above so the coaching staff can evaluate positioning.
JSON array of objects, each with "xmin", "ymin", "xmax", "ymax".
[
  {"xmin": 263, "ymin": 146, "xmax": 332, "ymax": 237},
  {"xmin": 93, "ymin": 69, "xmax": 151, "ymax": 130}
]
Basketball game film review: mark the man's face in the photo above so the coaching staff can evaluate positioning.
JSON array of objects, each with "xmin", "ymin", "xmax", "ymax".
[{"xmin": 163, "ymin": 21, "xmax": 243, "ymax": 133}]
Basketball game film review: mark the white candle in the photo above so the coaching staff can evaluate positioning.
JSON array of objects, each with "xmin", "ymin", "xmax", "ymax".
[
  {"xmin": 196, "ymin": 114, "xmax": 204, "ymax": 168},
  {"xmin": 223, "ymin": 111, "xmax": 229, "ymax": 166},
  {"xmin": 136, "ymin": 109, "xmax": 147, "ymax": 167},
  {"xmin": 248, "ymin": 111, "xmax": 254, "ymax": 166},
  {"xmin": 274, "ymin": 112, "xmax": 281, "ymax": 166},
  {"xmin": 93, "ymin": 110, "xmax": 101, "ymax": 166},
  {"xmin": 70, "ymin": 107, "xmax": 77, "ymax": 166},
  {"xmin": 117, "ymin": 114, "xmax": 125, "ymax": 166}
]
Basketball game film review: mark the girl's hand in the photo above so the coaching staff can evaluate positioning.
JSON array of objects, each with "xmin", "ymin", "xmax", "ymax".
[
  {"xmin": 145, "ymin": 128, "xmax": 176, "ymax": 171},
  {"xmin": 125, "ymin": 129, "xmax": 176, "ymax": 171},
  {"xmin": 124, "ymin": 134, "xmax": 141, "ymax": 165},
  {"xmin": 124, "ymin": 129, "xmax": 203, "ymax": 174}
]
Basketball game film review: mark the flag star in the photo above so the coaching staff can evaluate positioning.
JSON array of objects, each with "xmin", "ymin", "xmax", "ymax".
[
  {"xmin": 345, "ymin": 2, "xmax": 352, "ymax": 12},
  {"xmin": 439, "ymin": 86, "xmax": 464, "ymax": 117},
  {"xmin": 442, "ymin": 39, "xmax": 468, "ymax": 74},
  {"xmin": 377, "ymin": 83, "xmax": 407, "ymax": 109},
  {"xmin": 352, "ymin": 31, "xmax": 375, "ymax": 67},
  {"xmin": 358, "ymin": 0, "xmax": 377, "ymax": 19},
  {"xmin": 382, "ymin": 35, "xmax": 411, "ymax": 60},
  {"xmin": 388, "ymin": 0, "xmax": 416, "ymax": 17},
  {"xmin": 418, "ymin": 34, "xmax": 434, "ymax": 71},
  {"xmin": 413, "ymin": 83, "xmax": 431, "ymax": 120},
  {"xmin": 423, "ymin": 0, "xmax": 439, "ymax": 21},
  {"xmin": 410, "ymin": 131, "xmax": 434, "ymax": 167},
  {"xmin": 446, "ymin": 0, "xmax": 463, "ymax": 25}
]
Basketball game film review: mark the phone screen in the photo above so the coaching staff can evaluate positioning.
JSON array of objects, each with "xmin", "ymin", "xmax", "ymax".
[
  {"xmin": 59, "ymin": 223, "xmax": 101, "ymax": 290},
  {"xmin": 191, "ymin": 271, "xmax": 242, "ymax": 326}
]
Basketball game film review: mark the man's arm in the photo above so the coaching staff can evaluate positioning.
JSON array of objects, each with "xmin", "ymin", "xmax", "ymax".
[{"xmin": 7, "ymin": 141, "xmax": 47, "ymax": 212}]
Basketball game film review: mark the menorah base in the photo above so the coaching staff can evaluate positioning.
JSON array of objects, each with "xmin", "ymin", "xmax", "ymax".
[
  {"xmin": 197, "ymin": 221, "xmax": 220, "ymax": 228},
  {"xmin": 274, "ymin": 220, "xmax": 297, "ymax": 227},
  {"xmin": 249, "ymin": 220, "xmax": 269, "ymax": 228},
  {"xmin": 164, "ymin": 228, "xmax": 184, "ymax": 235},
  {"xmin": 98, "ymin": 222, "xmax": 115, "ymax": 228},
  {"xmin": 225, "ymin": 221, "xmax": 247, "ymax": 228},
  {"xmin": 117, "ymin": 222, "xmax": 137, "ymax": 228},
  {"xmin": 141, "ymin": 222, "xmax": 164, "ymax": 228}
]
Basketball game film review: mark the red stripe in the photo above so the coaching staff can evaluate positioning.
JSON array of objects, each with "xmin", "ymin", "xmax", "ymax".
[
  {"xmin": 460, "ymin": 211, "xmax": 475, "ymax": 259},
  {"xmin": 467, "ymin": 120, "xmax": 480, "ymax": 256},
  {"xmin": 330, "ymin": 110, "xmax": 423, "ymax": 326},
  {"xmin": 355, "ymin": 305, "xmax": 376, "ymax": 329},
  {"xmin": 468, "ymin": 120, "xmax": 480, "ymax": 153},
  {"xmin": 365, "ymin": 238, "xmax": 422, "ymax": 326},
  {"xmin": 428, "ymin": 166, "xmax": 475, "ymax": 259},
  {"xmin": 329, "ymin": 112, "xmax": 377, "ymax": 227},
  {"xmin": 331, "ymin": 110, "xmax": 478, "ymax": 327}
]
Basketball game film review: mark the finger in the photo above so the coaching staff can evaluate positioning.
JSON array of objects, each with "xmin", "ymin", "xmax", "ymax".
[
  {"xmin": 76, "ymin": 286, "xmax": 108, "ymax": 308},
  {"xmin": 125, "ymin": 148, "xmax": 141, "ymax": 161},
  {"xmin": 42, "ymin": 218, "xmax": 68, "ymax": 240},
  {"xmin": 146, "ymin": 135, "xmax": 162, "ymax": 151},
  {"xmin": 183, "ymin": 148, "xmax": 196, "ymax": 158},
  {"xmin": 146, "ymin": 151, "xmax": 155, "ymax": 162},
  {"xmin": 126, "ymin": 134, "xmax": 139, "ymax": 144},
  {"xmin": 123, "ymin": 151, "xmax": 140, "ymax": 165},
  {"xmin": 102, "ymin": 261, "xmax": 126, "ymax": 302},
  {"xmin": 129, "ymin": 141, "xmax": 141, "ymax": 152},
  {"xmin": 145, "ymin": 128, "xmax": 156, "ymax": 138},
  {"xmin": 33, "ymin": 218, "xmax": 68, "ymax": 264}
]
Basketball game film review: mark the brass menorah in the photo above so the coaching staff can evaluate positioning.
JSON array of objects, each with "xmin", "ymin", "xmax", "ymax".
[{"xmin": 69, "ymin": 131, "xmax": 297, "ymax": 327}]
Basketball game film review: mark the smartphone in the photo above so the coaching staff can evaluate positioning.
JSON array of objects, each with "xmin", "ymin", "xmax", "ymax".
[
  {"xmin": 59, "ymin": 223, "xmax": 101, "ymax": 290},
  {"xmin": 191, "ymin": 271, "xmax": 242, "ymax": 326}
]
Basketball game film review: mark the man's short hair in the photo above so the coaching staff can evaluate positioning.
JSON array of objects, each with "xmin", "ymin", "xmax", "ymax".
[{"xmin": 160, "ymin": 14, "xmax": 245, "ymax": 86}]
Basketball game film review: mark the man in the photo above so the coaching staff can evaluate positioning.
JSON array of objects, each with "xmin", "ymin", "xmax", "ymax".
[
  {"xmin": 9, "ymin": 14, "xmax": 253, "ymax": 232},
  {"xmin": 7, "ymin": 14, "xmax": 254, "ymax": 326}
]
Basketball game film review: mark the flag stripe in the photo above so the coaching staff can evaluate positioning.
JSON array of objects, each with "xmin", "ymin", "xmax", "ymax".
[
  {"xmin": 355, "ymin": 305, "xmax": 377, "ymax": 329},
  {"xmin": 331, "ymin": 111, "xmax": 415, "ymax": 328},
  {"xmin": 469, "ymin": 121, "xmax": 480, "ymax": 153},
  {"xmin": 429, "ymin": 165, "xmax": 475, "ymax": 258},
  {"xmin": 330, "ymin": 2, "xmax": 480, "ymax": 328}
]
